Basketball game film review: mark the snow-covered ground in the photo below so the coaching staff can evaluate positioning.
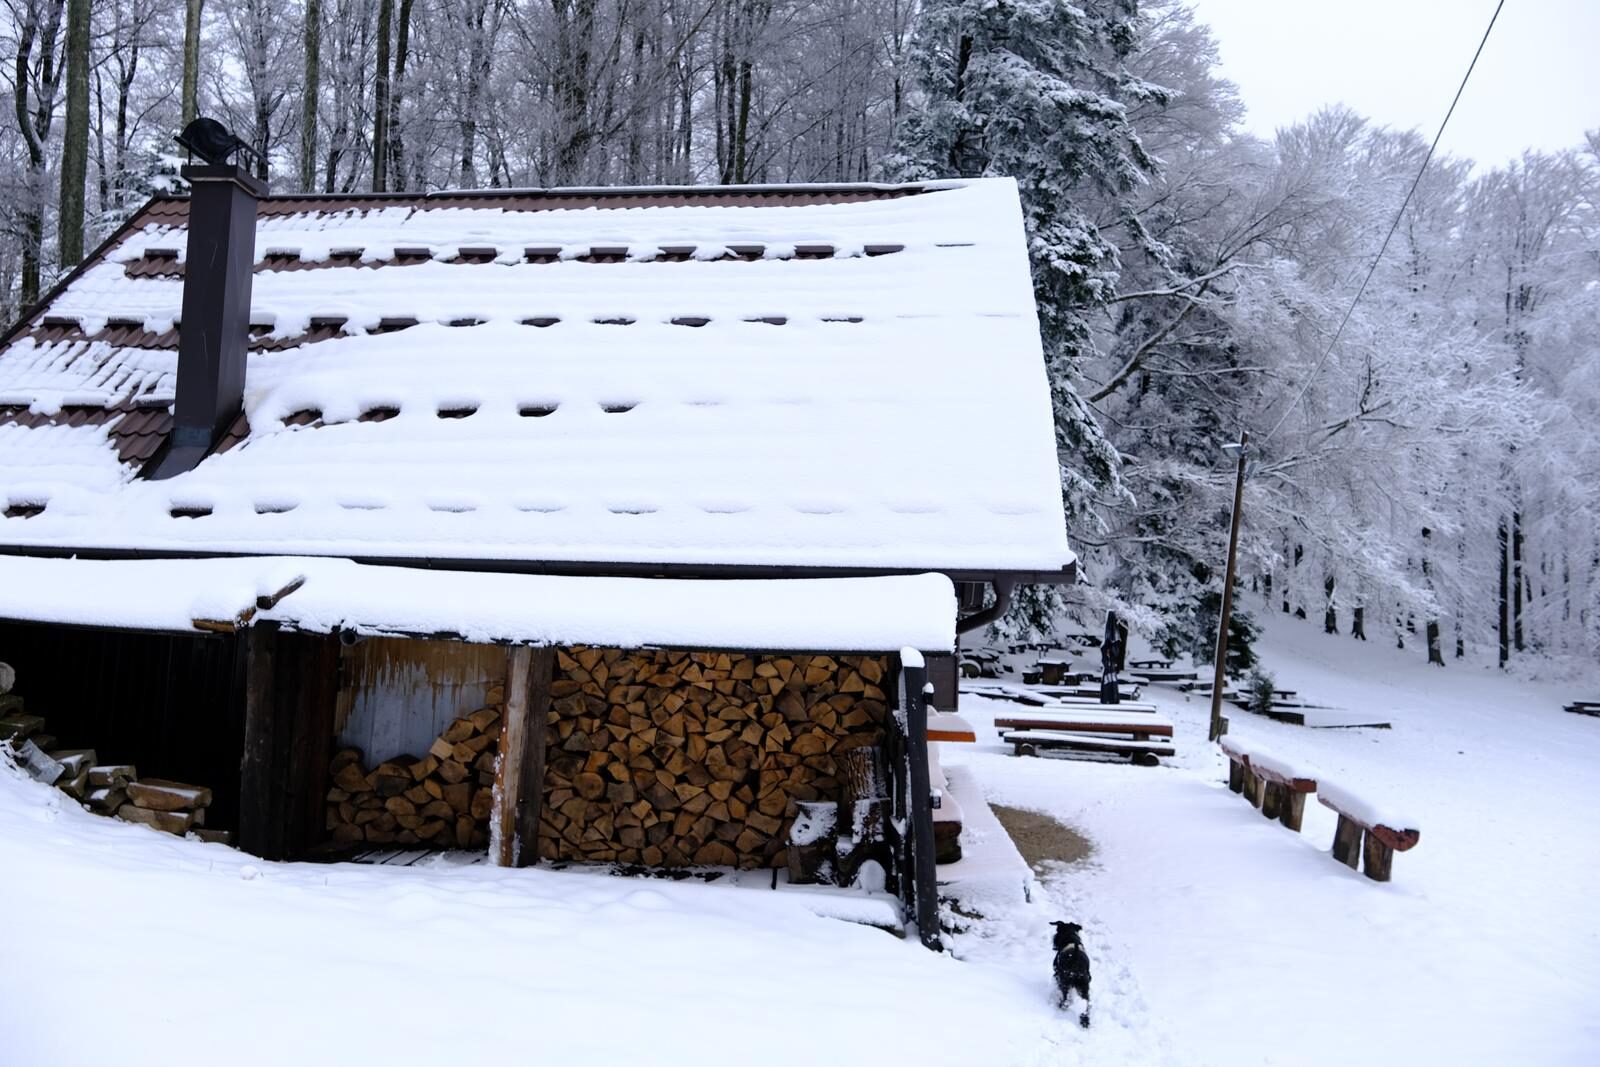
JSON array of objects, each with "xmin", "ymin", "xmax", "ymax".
[{"xmin": 2, "ymin": 604, "xmax": 1596, "ymax": 1065}]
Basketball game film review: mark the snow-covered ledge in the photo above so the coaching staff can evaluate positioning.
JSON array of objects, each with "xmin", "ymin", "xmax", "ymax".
[{"xmin": 0, "ymin": 554, "xmax": 957, "ymax": 653}]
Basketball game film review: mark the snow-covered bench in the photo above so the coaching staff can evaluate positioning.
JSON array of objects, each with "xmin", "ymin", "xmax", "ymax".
[
  {"xmin": 1565, "ymin": 700, "xmax": 1599, "ymax": 718},
  {"xmin": 997, "ymin": 708, "xmax": 1174, "ymax": 765},
  {"xmin": 1000, "ymin": 729, "xmax": 1174, "ymax": 764},
  {"xmin": 1317, "ymin": 783, "xmax": 1421, "ymax": 883},
  {"xmin": 1218, "ymin": 737, "xmax": 1317, "ymax": 831}
]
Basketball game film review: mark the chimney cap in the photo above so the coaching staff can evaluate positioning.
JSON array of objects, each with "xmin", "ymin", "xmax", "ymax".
[{"xmin": 176, "ymin": 117, "xmax": 253, "ymax": 167}]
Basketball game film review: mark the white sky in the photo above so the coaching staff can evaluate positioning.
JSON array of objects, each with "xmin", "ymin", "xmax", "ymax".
[{"xmin": 1183, "ymin": 0, "xmax": 1599, "ymax": 166}]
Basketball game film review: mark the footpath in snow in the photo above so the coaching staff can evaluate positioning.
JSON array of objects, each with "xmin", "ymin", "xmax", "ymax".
[{"xmin": 946, "ymin": 604, "xmax": 1600, "ymax": 1066}]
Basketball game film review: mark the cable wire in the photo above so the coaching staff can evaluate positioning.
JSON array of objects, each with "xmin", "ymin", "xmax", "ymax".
[{"xmin": 1263, "ymin": 0, "xmax": 1506, "ymax": 442}]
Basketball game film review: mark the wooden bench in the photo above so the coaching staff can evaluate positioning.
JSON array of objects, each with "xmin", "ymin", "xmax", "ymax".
[
  {"xmin": 1218, "ymin": 737, "xmax": 1317, "ymax": 831},
  {"xmin": 1564, "ymin": 700, "xmax": 1600, "ymax": 718},
  {"xmin": 1128, "ymin": 658, "xmax": 1172, "ymax": 670},
  {"xmin": 994, "ymin": 711, "xmax": 1172, "ymax": 740},
  {"xmin": 1317, "ymin": 783, "xmax": 1421, "ymax": 883},
  {"xmin": 1002, "ymin": 729, "xmax": 1173, "ymax": 765}
]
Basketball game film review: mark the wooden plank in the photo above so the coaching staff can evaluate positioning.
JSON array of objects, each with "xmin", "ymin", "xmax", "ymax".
[
  {"xmin": 1001, "ymin": 730, "xmax": 1174, "ymax": 758},
  {"xmin": 491, "ymin": 645, "xmax": 554, "ymax": 867},
  {"xmin": 993, "ymin": 715, "xmax": 1173, "ymax": 738}
]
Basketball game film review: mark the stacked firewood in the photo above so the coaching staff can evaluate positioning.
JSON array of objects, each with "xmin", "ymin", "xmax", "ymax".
[
  {"xmin": 1, "ymin": 684, "xmax": 229, "ymax": 844},
  {"xmin": 118, "ymin": 777, "xmax": 218, "ymax": 838},
  {"xmin": 542, "ymin": 648, "xmax": 891, "ymax": 870},
  {"xmin": 324, "ymin": 699, "xmax": 504, "ymax": 850}
]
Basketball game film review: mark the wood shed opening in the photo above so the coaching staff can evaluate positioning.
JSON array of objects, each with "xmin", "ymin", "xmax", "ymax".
[{"xmin": 0, "ymin": 621, "xmax": 245, "ymax": 835}]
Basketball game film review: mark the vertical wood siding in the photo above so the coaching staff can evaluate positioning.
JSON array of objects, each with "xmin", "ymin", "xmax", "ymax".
[
  {"xmin": 335, "ymin": 637, "xmax": 505, "ymax": 764},
  {"xmin": 0, "ymin": 621, "xmax": 245, "ymax": 828}
]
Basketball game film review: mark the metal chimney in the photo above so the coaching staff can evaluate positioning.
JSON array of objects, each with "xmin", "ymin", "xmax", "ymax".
[{"xmin": 146, "ymin": 150, "xmax": 266, "ymax": 480}]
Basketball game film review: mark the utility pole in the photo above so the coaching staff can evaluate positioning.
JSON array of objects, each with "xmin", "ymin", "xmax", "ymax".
[{"xmin": 1209, "ymin": 431, "xmax": 1250, "ymax": 743}]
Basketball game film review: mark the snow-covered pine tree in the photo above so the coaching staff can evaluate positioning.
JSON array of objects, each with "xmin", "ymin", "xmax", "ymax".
[
  {"xmin": 888, "ymin": 0, "xmax": 1164, "ymax": 519},
  {"xmin": 886, "ymin": 0, "xmax": 1167, "ymax": 631}
]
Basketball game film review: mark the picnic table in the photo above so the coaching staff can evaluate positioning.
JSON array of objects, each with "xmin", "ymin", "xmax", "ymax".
[
  {"xmin": 996, "ymin": 705, "xmax": 1174, "ymax": 765},
  {"xmin": 1564, "ymin": 700, "xmax": 1600, "ymax": 718}
]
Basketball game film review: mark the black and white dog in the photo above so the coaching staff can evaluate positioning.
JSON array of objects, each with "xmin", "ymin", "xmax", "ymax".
[{"xmin": 1051, "ymin": 921, "xmax": 1092, "ymax": 1028}]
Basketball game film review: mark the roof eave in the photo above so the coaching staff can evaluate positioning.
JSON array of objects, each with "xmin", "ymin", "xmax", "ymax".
[{"xmin": 0, "ymin": 542, "xmax": 1076, "ymax": 586}]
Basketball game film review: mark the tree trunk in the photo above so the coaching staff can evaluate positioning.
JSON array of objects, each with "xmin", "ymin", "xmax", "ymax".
[
  {"xmin": 734, "ymin": 57, "xmax": 752, "ymax": 183},
  {"xmin": 1323, "ymin": 575, "xmax": 1337, "ymax": 635},
  {"xmin": 1426, "ymin": 620, "xmax": 1444, "ymax": 666},
  {"xmin": 388, "ymin": 0, "xmax": 414, "ymax": 190},
  {"xmin": 1512, "ymin": 508, "xmax": 1525, "ymax": 653},
  {"xmin": 1498, "ymin": 518, "xmax": 1510, "ymax": 668},
  {"xmin": 301, "ymin": 0, "xmax": 320, "ymax": 191},
  {"xmin": 1351, "ymin": 605, "xmax": 1366, "ymax": 641},
  {"xmin": 182, "ymin": 0, "xmax": 204, "ymax": 126},
  {"xmin": 372, "ymin": 0, "xmax": 392, "ymax": 191},
  {"xmin": 56, "ymin": 0, "xmax": 90, "ymax": 267},
  {"xmin": 13, "ymin": 0, "xmax": 67, "ymax": 308}
]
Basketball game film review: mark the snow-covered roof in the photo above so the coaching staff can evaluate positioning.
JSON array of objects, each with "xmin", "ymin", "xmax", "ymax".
[
  {"xmin": 0, "ymin": 179, "xmax": 1071, "ymax": 576},
  {"xmin": 0, "ymin": 554, "xmax": 957, "ymax": 652}
]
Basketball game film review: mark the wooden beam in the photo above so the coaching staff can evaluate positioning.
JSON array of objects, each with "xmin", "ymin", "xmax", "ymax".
[
  {"xmin": 237, "ymin": 624, "xmax": 341, "ymax": 861},
  {"xmin": 238, "ymin": 624, "xmax": 279, "ymax": 858},
  {"xmin": 491, "ymin": 645, "xmax": 554, "ymax": 867}
]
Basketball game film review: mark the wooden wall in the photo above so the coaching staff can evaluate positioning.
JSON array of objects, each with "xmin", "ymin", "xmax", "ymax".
[{"xmin": 334, "ymin": 637, "xmax": 503, "ymax": 766}]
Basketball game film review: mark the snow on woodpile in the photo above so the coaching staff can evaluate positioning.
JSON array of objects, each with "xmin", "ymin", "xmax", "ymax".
[
  {"xmin": 0, "ymin": 180, "xmax": 1072, "ymax": 574},
  {"xmin": 0, "ymin": 554, "xmax": 957, "ymax": 652}
]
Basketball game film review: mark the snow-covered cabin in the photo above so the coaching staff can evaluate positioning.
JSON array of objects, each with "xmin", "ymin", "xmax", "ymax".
[{"xmin": 0, "ymin": 167, "xmax": 1071, "ymax": 936}]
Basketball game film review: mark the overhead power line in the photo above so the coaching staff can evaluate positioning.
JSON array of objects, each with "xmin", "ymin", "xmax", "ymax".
[{"xmin": 1263, "ymin": 0, "xmax": 1507, "ymax": 442}]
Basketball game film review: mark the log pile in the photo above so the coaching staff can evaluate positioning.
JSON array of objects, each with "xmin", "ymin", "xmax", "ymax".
[
  {"xmin": 323, "ymin": 691, "xmax": 505, "ymax": 850},
  {"xmin": 320, "ymin": 649, "xmax": 892, "ymax": 868},
  {"xmin": 541, "ymin": 648, "xmax": 891, "ymax": 870},
  {"xmin": 119, "ymin": 777, "xmax": 219, "ymax": 839},
  {"xmin": 1, "ymin": 684, "xmax": 229, "ymax": 844}
]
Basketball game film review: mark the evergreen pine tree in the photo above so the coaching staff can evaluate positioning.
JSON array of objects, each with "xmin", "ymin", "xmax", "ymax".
[
  {"xmin": 887, "ymin": 0, "xmax": 1166, "ymax": 631},
  {"xmin": 889, "ymin": 0, "xmax": 1164, "ymax": 520}
]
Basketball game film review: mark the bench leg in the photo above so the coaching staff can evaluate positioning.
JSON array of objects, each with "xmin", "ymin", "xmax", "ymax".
[
  {"xmin": 1362, "ymin": 832, "xmax": 1395, "ymax": 882},
  {"xmin": 1244, "ymin": 770, "xmax": 1264, "ymax": 809},
  {"xmin": 1227, "ymin": 760, "xmax": 1244, "ymax": 793},
  {"xmin": 1261, "ymin": 782, "xmax": 1282, "ymax": 821},
  {"xmin": 1331, "ymin": 816, "xmax": 1362, "ymax": 869},
  {"xmin": 1279, "ymin": 791, "xmax": 1306, "ymax": 833}
]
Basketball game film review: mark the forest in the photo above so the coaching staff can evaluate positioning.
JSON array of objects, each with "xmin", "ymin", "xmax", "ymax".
[{"xmin": 2, "ymin": 0, "xmax": 1596, "ymax": 671}]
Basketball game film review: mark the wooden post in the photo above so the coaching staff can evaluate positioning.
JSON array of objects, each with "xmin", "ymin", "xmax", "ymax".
[
  {"xmin": 1261, "ymin": 781, "xmax": 1282, "ymax": 821},
  {"xmin": 1244, "ymin": 769, "xmax": 1264, "ymax": 809},
  {"xmin": 901, "ymin": 657, "xmax": 941, "ymax": 951},
  {"xmin": 1332, "ymin": 816, "xmax": 1363, "ymax": 869},
  {"xmin": 238, "ymin": 624, "xmax": 340, "ymax": 860},
  {"xmin": 1209, "ymin": 431, "xmax": 1250, "ymax": 742},
  {"xmin": 491, "ymin": 645, "xmax": 553, "ymax": 867},
  {"xmin": 1279, "ymin": 791, "xmax": 1307, "ymax": 833},
  {"xmin": 1362, "ymin": 831, "xmax": 1395, "ymax": 882},
  {"xmin": 1227, "ymin": 759, "xmax": 1244, "ymax": 793}
]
